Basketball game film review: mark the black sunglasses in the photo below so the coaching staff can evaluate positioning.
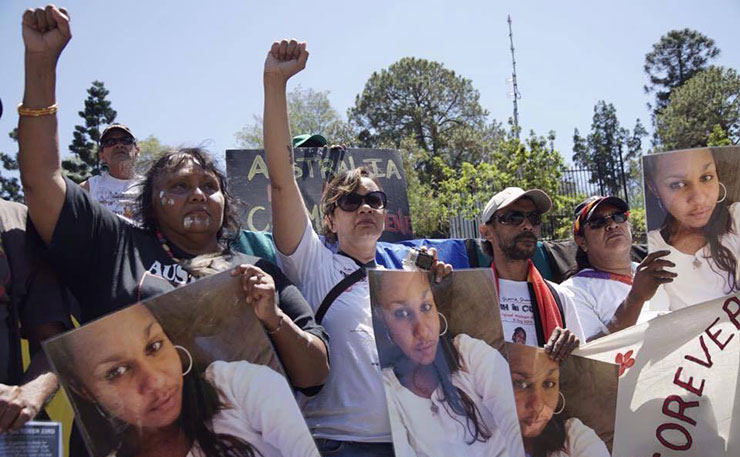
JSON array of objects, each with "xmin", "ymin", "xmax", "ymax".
[
  {"xmin": 336, "ymin": 191, "xmax": 388, "ymax": 212},
  {"xmin": 587, "ymin": 211, "xmax": 628, "ymax": 230},
  {"xmin": 496, "ymin": 210, "xmax": 542, "ymax": 226},
  {"xmin": 101, "ymin": 136, "xmax": 135, "ymax": 148}
]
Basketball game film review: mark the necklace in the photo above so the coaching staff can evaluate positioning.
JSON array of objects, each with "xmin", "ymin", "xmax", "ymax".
[
  {"xmin": 156, "ymin": 230, "xmax": 181, "ymax": 263},
  {"xmin": 692, "ymin": 255, "xmax": 702, "ymax": 269}
]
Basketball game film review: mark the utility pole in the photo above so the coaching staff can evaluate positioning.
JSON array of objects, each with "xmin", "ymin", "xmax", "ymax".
[{"xmin": 507, "ymin": 15, "xmax": 521, "ymax": 140}]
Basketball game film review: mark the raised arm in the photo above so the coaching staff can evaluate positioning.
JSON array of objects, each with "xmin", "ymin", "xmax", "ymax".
[
  {"xmin": 263, "ymin": 39, "xmax": 310, "ymax": 255},
  {"xmin": 17, "ymin": 5, "xmax": 71, "ymax": 245}
]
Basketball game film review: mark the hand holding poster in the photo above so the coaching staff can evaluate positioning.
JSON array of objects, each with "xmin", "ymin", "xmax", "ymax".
[
  {"xmin": 643, "ymin": 146, "xmax": 740, "ymax": 312},
  {"xmin": 44, "ymin": 271, "xmax": 319, "ymax": 457},
  {"xmin": 575, "ymin": 293, "xmax": 740, "ymax": 456},
  {"xmin": 369, "ymin": 269, "xmax": 524, "ymax": 457}
]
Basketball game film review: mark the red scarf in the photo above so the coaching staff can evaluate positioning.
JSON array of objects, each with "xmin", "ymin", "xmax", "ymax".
[{"xmin": 490, "ymin": 260, "xmax": 564, "ymax": 342}]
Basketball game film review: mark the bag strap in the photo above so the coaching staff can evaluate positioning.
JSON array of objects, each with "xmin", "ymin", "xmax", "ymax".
[{"xmin": 315, "ymin": 266, "xmax": 366, "ymax": 325}]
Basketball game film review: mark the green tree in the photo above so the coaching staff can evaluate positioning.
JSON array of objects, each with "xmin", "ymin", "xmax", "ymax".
[
  {"xmin": 644, "ymin": 29, "xmax": 720, "ymax": 118},
  {"xmin": 572, "ymin": 101, "xmax": 647, "ymax": 204},
  {"xmin": 63, "ymin": 80, "xmax": 117, "ymax": 183},
  {"xmin": 0, "ymin": 129, "xmax": 23, "ymax": 202},
  {"xmin": 236, "ymin": 85, "xmax": 355, "ymax": 148},
  {"xmin": 655, "ymin": 66, "xmax": 740, "ymax": 150},
  {"xmin": 349, "ymin": 57, "xmax": 499, "ymax": 183},
  {"xmin": 135, "ymin": 135, "xmax": 171, "ymax": 165}
]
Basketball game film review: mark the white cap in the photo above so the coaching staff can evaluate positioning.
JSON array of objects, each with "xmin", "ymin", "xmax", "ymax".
[{"xmin": 480, "ymin": 187, "xmax": 552, "ymax": 223}]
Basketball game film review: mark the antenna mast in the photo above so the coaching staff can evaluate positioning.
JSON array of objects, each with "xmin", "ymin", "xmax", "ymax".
[{"xmin": 507, "ymin": 15, "xmax": 521, "ymax": 139}]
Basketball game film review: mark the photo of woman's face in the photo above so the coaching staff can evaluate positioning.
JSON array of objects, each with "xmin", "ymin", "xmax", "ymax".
[
  {"xmin": 507, "ymin": 345, "xmax": 560, "ymax": 438},
  {"xmin": 69, "ymin": 305, "xmax": 184, "ymax": 429},
  {"xmin": 649, "ymin": 149, "xmax": 720, "ymax": 229},
  {"xmin": 377, "ymin": 271, "xmax": 440, "ymax": 366}
]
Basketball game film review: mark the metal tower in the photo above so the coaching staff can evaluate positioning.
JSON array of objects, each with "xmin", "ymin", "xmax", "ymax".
[{"xmin": 507, "ymin": 15, "xmax": 521, "ymax": 139}]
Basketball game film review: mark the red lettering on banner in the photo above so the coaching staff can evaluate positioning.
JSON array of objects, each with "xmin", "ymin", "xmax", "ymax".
[
  {"xmin": 705, "ymin": 316, "xmax": 734, "ymax": 350},
  {"xmin": 684, "ymin": 335, "xmax": 713, "ymax": 368},
  {"xmin": 662, "ymin": 395, "xmax": 699, "ymax": 426},
  {"xmin": 673, "ymin": 366, "xmax": 705, "ymax": 396},
  {"xmin": 723, "ymin": 296, "xmax": 740, "ymax": 330},
  {"xmin": 656, "ymin": 423, "xmax": 693, "ymax": 450}
]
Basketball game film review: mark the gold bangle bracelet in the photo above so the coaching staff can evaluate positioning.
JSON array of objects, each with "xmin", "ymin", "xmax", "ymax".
[{"xmin": 17, "ymin": 103, "xmax": 58, "ymax": 117}]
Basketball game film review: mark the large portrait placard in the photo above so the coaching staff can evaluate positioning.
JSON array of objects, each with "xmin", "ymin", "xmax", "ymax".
[
  {"xmin": 226, "ymin": 148, "xmax": 413, "ymax": 242},
  {"xmin": 44, "ymin": 271, "xmax": 319, "ymax": 457},
  {"xmin": 643, "ymin": 146, "xmax": 740, "ymax": 311},
  {"xmin": 369, "ymin": 268, "xmax": 524, "ymax": 457}
]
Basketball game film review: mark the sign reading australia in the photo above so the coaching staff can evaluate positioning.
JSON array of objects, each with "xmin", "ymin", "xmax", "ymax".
[{"xmin": 226, "ymin": 148, "xmax": 413, "ymax": 242}]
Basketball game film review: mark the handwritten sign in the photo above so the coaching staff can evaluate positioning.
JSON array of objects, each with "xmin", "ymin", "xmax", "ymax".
[
  {"xmin": 226, "ymin": 148, "xmax": 413, "ymax": 242},
  {"xmin": 575, "ymin": 294, "xmax": 740, "ymax": 456}
]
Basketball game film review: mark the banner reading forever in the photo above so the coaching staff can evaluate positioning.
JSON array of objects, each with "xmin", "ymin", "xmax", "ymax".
[{"xmin": 226, "ymin": 148, "xmax": 413, "ymax": 242}]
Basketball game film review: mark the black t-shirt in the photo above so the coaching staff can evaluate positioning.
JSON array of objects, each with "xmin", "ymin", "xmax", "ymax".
[
  {"xmin": 48, "ymin": 178, "xmax": 328, "ymax": 346},
  {"xmin": 0, "ymin": 200, "xmax": 72, "ymax": 385}
]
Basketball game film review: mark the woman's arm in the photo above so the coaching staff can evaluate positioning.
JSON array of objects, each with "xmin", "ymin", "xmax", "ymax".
[
  {"xmin": 263, "ymin": 40, "xmax": 311, "ymax": 256},
  {"xmin": 232, "ymin": 263, "xmax": 329, "ymax": 388},
  {"xmin": 17, "ymin": 6, "xmax": 71, "ymax": 245}
]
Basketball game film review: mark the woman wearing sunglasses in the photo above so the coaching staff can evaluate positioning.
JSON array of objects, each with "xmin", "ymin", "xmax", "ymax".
[
  {"xmin": 262, "ymin": 39, "xmax": 451, "ymax": 456},
  {"xmin": 560, "ymin": 196, "xmax": 676, "ymax": 341}
]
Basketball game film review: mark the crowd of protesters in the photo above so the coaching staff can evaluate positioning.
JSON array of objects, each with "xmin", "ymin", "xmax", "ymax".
[{"xmin": 1, "ymin": 4, "xmax": 734, "ymax": 457}]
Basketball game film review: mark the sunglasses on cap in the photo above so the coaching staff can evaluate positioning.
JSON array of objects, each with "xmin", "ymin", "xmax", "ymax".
[
  {"xmin": 101, "ymin": 136, "xmax": 135, "ymax": 148},
  {"xmin": 495, "ymin": 210, "xmax": 542, "ymax": 226},
  {"xmin": 336, "ymin": 191, "xmax": 388, "ymax": 212},
  {"xmin": 586, "ymin": 211, "xmax": 629, "ymax": 230}
]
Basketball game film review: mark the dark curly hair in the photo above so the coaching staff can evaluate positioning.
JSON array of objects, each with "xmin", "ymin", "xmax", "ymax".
[
  {"xmin": 136, "ymin": 148, "xmax": 241, "ymax": 244},
  {"xmin": 320, "ymin": 166, "xmax": 383, "ymax": 244}
]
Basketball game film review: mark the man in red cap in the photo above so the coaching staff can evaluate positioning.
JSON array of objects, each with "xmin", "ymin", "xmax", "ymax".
[
  {"xmin": 478, "ymin": 187, "xmax": 584, "ymax": 362},
  {"xmin": 80, "ymin": 123, "xmax": 140, "ymax": 219}
]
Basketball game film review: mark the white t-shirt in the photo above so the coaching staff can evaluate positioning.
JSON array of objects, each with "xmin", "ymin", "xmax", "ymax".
[
  {"xmin": 188, "ymin": 361, "xmax": 319, "ymax": 457},
  {"xmin": 87, "ymin": 172, "xmax": 140, "ymax": 219},
  {"xmin": 499, "ymin": 279, "xmax": 539, "ymax": 346},
  {"xmin": 647, "ymin": 202, "xmax": 740, "ymax": 311},
  {"xmin": 543, "ymin": 417, "xmax": 610, "ymax": 457},
  {"xmin": 498, "ymin": 279, "xmax": 586, "ymax": 346},
  {"xmin": 275, "ymin": 223, "xmax": 391, "ymax": 442},
  {"xmin": 559, "ymin": 264, "xmax": 657, "ymax": 340},
  {"xmin": 384, "ymin": 334, "xmax": 524, "ymax": 457}
]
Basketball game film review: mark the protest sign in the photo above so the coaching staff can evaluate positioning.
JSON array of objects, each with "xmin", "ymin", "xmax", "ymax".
[
  {"xmin": 368, "ymin": 269, "xmax": 524, "ymax": 457},
  {"xmin": 44, "ymin": 270, "xmax": 319, "ymax": 457},
  {"xmin": 642, "ymin": 146, "xmax": 740, "ymax": 311},
  {"xmin": 226, "ymin": 148, "xmax": 413, "ymax": 242},
  {"xmin": 575, "ymin": 293, "xmax": 740, "ymax": 456},
  {"xmin": 0, "ymin": 422, "xmax": 62, "ymax": 457}
]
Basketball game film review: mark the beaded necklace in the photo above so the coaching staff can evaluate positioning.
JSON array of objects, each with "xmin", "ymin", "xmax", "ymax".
[{"xmin": 155, "ymin": 230, "xmax": 182, "ymax": 264}]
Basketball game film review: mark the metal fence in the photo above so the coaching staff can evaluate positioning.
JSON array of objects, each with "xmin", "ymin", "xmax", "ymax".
[{"xmin": 448, "ymin": 166, "xmax": 629, "ymax": 240}]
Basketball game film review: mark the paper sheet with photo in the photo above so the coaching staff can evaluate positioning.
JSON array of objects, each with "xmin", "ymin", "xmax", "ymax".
[
  {"xmin": 506, "ymin": 343, "xmax": 617, "ymax": 457},
  {"xmin": 575, "ymin": 293, "xmax": 740, "ymax": 456},
  {"xmin": 43, "ymin": 270, "xmax": 319, "ymax": 457},
  {"xmin": 642, "ymin": 146, "xmax": 740, "ymax": 312},
  {"xmin": 369, "ymin": 268, "xmax": 525, "ymax": 457}
]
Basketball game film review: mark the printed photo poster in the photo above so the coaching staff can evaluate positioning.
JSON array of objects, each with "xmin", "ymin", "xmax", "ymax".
[
  {"xmin": 368, "ymin": 268, "xmax": 525, "ymax": 457},
  {"xmin": 226, "ymin": 147, "xmax": 413, "ymax": 242},
  {"xmin": 505, "ymin": 343, "xmax": 617, "ymax": 457},
  {"xmin": 642, "ymin": 146, "xmax": 740, "ymax": 311},
  {"xmin": 575, "ymin": 293, "xmax": 740, "ymax": 457},
  {"xmin": 43, "ymin": 270, "xmax": 319, "ymax": 457}
]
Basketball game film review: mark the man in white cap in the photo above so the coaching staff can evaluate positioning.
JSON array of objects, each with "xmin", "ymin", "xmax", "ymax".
[
  {"xmin": 80, "ymin": 123, "xmax": 140, "ymax": 220},
  {"xmin": 478, "ymin": 187, "xmax": 584, "ymax": 362}
]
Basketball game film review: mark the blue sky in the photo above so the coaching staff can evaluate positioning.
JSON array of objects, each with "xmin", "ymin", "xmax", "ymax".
[{"xmin": 1, "ymin": 0, "xmax": 739, "ymax": 169}]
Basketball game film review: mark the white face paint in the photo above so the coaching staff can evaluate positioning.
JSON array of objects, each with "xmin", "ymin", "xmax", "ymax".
[
  {"xmin": 183, "ymin": 214, "xmax": 211, "ymax": 230},
  {"xmin": 159, "ymin": 191, "xmax": 176, "ymax": 207}
]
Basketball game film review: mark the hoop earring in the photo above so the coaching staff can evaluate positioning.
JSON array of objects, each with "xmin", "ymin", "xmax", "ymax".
[
  {"xmin": 657, "ymin": 198, "xmax": 664, "ymax": 210},
  {"xmin": 718, "ymin": 182, "xmax": 727, "ymax": 203},
  {"xmin": 554, "ymin": 391, "xmax": 566, "ymax": 415},
  {"xmin": 175, "ymin": 345, "xmax": 193, "ymax": 376},
  {"xmin": 438, "ymin": 312, "xmax": 448, "ymax": 336}
]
